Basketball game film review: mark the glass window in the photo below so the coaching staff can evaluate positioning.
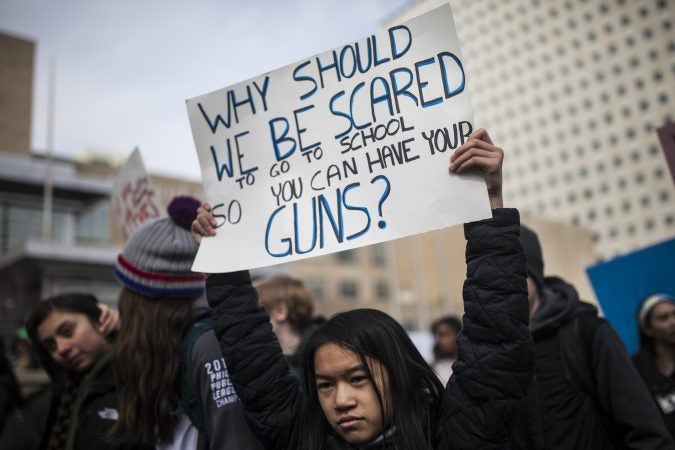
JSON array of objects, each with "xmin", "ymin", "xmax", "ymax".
[
  {"xmin": 371, "ymin": 243, "xmax": 388, "ymax": 266},
  {"xmin": 375, "ymin": 281, "xmax": 390, "ymax": 301},
  {"xmin": 336, "ymin": 249, "xmax": 357, "ymax": 263},
  {"xmin": 340, "ymin": 280, "xmax": 359, "ymax": 300},
  {"xmin": 76, "ymin": 200, "xmax": 111, "ymax": 243},
  {"xmin": 1, "ymin": 202, "xmax": 68, "ymax": 252},
  {"xmin": 307, "ymin": 278, "xmax": 326, "ymax": 301}
]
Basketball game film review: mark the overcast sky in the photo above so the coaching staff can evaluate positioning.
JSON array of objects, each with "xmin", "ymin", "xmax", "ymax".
[{"xmin": 0, "ymin": 0, "xmax": 409, "ymax": 180}]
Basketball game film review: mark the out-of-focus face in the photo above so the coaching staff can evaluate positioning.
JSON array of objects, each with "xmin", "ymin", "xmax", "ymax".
[
  {"xmin": 434, "ymin": 323, "xmax": 458, "ymax": 358},
  {"xmin": 646, "ymin": 302, "xmax": 675, "ymax": 346},
  {"xmin": 527, "ymin": 276, "xmax": 541, "ymax": 318},
  {"xmin": 37, "ymin": 310, "xmax": 111, "ymax": 372},
  {"xmin": 314, "ymin": 343, "xmax": 389, "ymax": 445}
]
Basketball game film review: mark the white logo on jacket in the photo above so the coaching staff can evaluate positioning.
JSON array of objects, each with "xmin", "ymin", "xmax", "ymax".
[
  {"xmin": 98, "ymin": 407, "xmax": 119, "ymax": 420},
  {"xmin": 205, "ymin": 357, "xmax": 239, "ymax": 407}
]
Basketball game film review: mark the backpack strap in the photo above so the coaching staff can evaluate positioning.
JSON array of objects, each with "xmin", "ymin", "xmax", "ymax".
[
  {"xmin": 559, "ymin": 315, "xmax": 598, "ymax": 401},
  {"xmin": 177, "ymin": 314, "xmax": 213, "ymax": 447}
]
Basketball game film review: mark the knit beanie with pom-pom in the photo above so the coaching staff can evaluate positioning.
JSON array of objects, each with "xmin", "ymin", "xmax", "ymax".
[{"xmin": 114, "ymin": 195, "xmax": 205, "ymax": 299}]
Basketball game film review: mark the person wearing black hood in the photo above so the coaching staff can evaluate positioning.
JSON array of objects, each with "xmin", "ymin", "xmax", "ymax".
[{"xmin": 511, "ymin": 226, "xmax": 675, "ymax": 449}]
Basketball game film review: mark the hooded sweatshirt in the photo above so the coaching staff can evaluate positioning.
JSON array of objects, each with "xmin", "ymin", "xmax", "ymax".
[{"xmin": 520, "ymin": 277, "xmax": 674, "ymax": 450}]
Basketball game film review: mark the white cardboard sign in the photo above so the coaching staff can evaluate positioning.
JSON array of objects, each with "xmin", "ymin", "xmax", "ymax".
[
  {"xmin": 187, "ymin": 4, "xmax": 490, "ymax": 273},
  {"xmin": 112, "ymin": 148, "xmax": 163, "ymax": 237}
]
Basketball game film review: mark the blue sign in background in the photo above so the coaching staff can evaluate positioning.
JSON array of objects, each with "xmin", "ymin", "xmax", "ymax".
[{"xmin": 587, "ymin": 237, "xmax": 675, "ymax": 355}]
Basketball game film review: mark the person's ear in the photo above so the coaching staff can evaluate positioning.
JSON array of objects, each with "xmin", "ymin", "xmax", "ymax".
[{"xmin": 271, "ymin": 304, "xmax": 289, "ymax": 323}]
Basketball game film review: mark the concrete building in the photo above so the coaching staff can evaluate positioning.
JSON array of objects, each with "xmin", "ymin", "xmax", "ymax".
[
  {"xmin": 0, "ymin": 32, "xmax": 33, "ymax": 155},
  {"xmin": 385, "ymin": 0, "xmax": 675, "ymax": 260}
]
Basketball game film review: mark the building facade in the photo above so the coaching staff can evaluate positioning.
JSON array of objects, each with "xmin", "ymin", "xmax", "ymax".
[{"xmin": 386, "ymin": 0, "xmax": 675, "ymax": 260}]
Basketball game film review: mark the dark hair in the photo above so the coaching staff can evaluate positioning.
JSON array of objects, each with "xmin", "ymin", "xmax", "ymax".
[
  {"xmin": 637, "ymin": 293, "xmax": 675, "ymax": 351},
  {"xmin": 431, "ymin": 315, "xmax": 462, "ymax": 361},
  {"xmin": 256, "ymin": 276, "xmax": 315, "ymax": 335},
  {"xmin": 300, "ymin": 309, "xmax": 445, "ymax": 450},
  {"xmin": 430, "ymin": 316, "xmax": 462, "ymax": 336},
  {"xmin": 109, "ymin": 287, "xmax": 195, "ymax": 445},
  {"xmin": 25, "ymin": 293, "xmax": 104, "ymax": 450},
  {"xmin": 25, "ymin": 293, "xmax": 102, "ymax": 380}
]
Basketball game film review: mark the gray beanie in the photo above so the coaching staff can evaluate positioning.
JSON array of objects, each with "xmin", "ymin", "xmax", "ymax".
[{"xmin": 114, "ymin": 196, "xmax": 204, "ymax": 298}]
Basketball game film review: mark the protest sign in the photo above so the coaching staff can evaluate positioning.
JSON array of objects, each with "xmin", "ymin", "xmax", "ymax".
[
  {"xmin": 587, "ymin": 238, "xmax": 675, "ymax": 354},
  {"xmin": 186, "ymin": 4, "xmax": 491, "ymax": 273},
  {"xmin": 112, "ymin": 148, "xmax": 163, "ymax": 237}
]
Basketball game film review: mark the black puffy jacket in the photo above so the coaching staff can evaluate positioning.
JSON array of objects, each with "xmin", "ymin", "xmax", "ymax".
[
  {"xmin": 206, "ymin": 208, "xmax": 534, "ymax": 449},
  {"xmin": 511, "ymin": 278, "xmax": 675, "ymax": 450}
]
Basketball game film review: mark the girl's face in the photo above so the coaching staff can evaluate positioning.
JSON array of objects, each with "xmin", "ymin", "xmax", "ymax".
[
  {"xmin": 314, "ymin": 342, "xmax": 390, "ymax": 445},
  {"xmin": 646, "ymin": 302, "xmax": 675, "ymax": 345},
  {"xmin": 37, "ymin": 310, "xmax": 111, "ymax": 372}
]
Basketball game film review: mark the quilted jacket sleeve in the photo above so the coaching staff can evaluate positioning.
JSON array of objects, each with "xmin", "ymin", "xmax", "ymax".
[
  {"xmin": 442, "ymin": 208, "xmax": 534, "ymax": 449},
  {"xmin": 206, "ymin": 270, "xmax": 303, "ymax": 450}
]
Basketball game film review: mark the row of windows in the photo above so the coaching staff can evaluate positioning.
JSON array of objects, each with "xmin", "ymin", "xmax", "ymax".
[
  {"xmin": 479, "ymin": 87, "xmax": 671, "ymax": 126},
  {"xmin": 0, "ymin": 200, "xmax": 111, "ymax": 254},
  {"xmin": 512, "ymin": 207, "xmax": 675, "ymax": 243},
  {"xmin": 308, "ymin": 278, "xmax": 391, "ymax": 302},
  {"xmin": 595, "ymin": 215, "xmax": 674, "ymax": 242},
  {"xmin": 512, "ymin": 184, "xmax": 672, "ymax": 211},
  {"xmin": 475, "ymin": 43, "xmax": 673, "ymax": 87},
  {"xmin": 334, "ymin": 243, "xmax": 388, "ymax": 266},
  {"xmin": 508, "ymin": 162, "xmax": 670, "ymax": 194}
]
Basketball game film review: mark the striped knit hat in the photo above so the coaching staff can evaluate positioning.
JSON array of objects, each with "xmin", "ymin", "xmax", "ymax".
[{"xmin": 114, "ymin": 196, "xmax": 205, "ymax": 299}]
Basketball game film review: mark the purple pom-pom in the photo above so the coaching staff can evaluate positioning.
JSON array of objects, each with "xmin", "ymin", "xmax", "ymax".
[{"xmin": 167, "ymin": 196, "xmax": 201, "ymax": 231}]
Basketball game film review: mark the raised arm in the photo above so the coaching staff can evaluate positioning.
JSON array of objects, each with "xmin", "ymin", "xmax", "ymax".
[
  {"xmin": 442, "ymin": 130, "xmax": 534, "ymax": 448},
  {"xmin": 203, "ymin": 267, "xmax": 303, "ymax": 450},
  {"xmin": 195, "ymin": 201, "xmax": 303, "ymax": 449}
]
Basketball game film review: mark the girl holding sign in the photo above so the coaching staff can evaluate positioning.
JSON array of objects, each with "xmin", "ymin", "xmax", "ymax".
[{"xmin": 192, "ymin": 129, "xmax": 533, "ymax": 449}]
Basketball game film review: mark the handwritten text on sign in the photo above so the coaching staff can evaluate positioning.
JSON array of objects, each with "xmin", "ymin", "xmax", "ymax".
[
  {"xmin": 187, "ymin": 5, "xmax": 491, "ymax": 273},
  {"xmin": 112, "ymin": 148, "xmax": 163, "ymax": 238}
]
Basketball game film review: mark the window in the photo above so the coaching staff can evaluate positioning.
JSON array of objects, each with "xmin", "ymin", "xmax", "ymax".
[
  {"xmin": 1, "ymin": 201, "xmax": 69, "ymax": 253},
  {"xmin": 76, "ymin": 200, "xmax": 110, "ymax": 243},
  {"xmin": 371, "ymin": 243, "xmax": 388, "ymax": 266},
  {"xmin": 640, "ymin": 195, "xmax": 651, "ymax": 207},
  {"xmin": 375, "ymin": 281, "xmax": 390, "ymax": 302},
  {"xmin": 340, "ymin": 280, "xmax": 359, "ymax": 300},
  {"xmin": 336, "ymin": 249, "xmax": 357, "ymax": 263},
  {"xmin": 307, "ymin": 278, "xmax": 326, "ymax": 301}
]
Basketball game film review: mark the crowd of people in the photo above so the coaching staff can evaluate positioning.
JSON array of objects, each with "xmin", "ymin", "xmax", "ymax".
[{"xmin": 0, "ymin": 129, "xmax": 673, "ymax": 449}]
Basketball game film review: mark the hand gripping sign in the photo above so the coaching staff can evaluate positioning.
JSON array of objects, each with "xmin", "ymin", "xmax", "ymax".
[{"xmin": 186, "ymin": 4, "xmax": 491, "ymax": 273}]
